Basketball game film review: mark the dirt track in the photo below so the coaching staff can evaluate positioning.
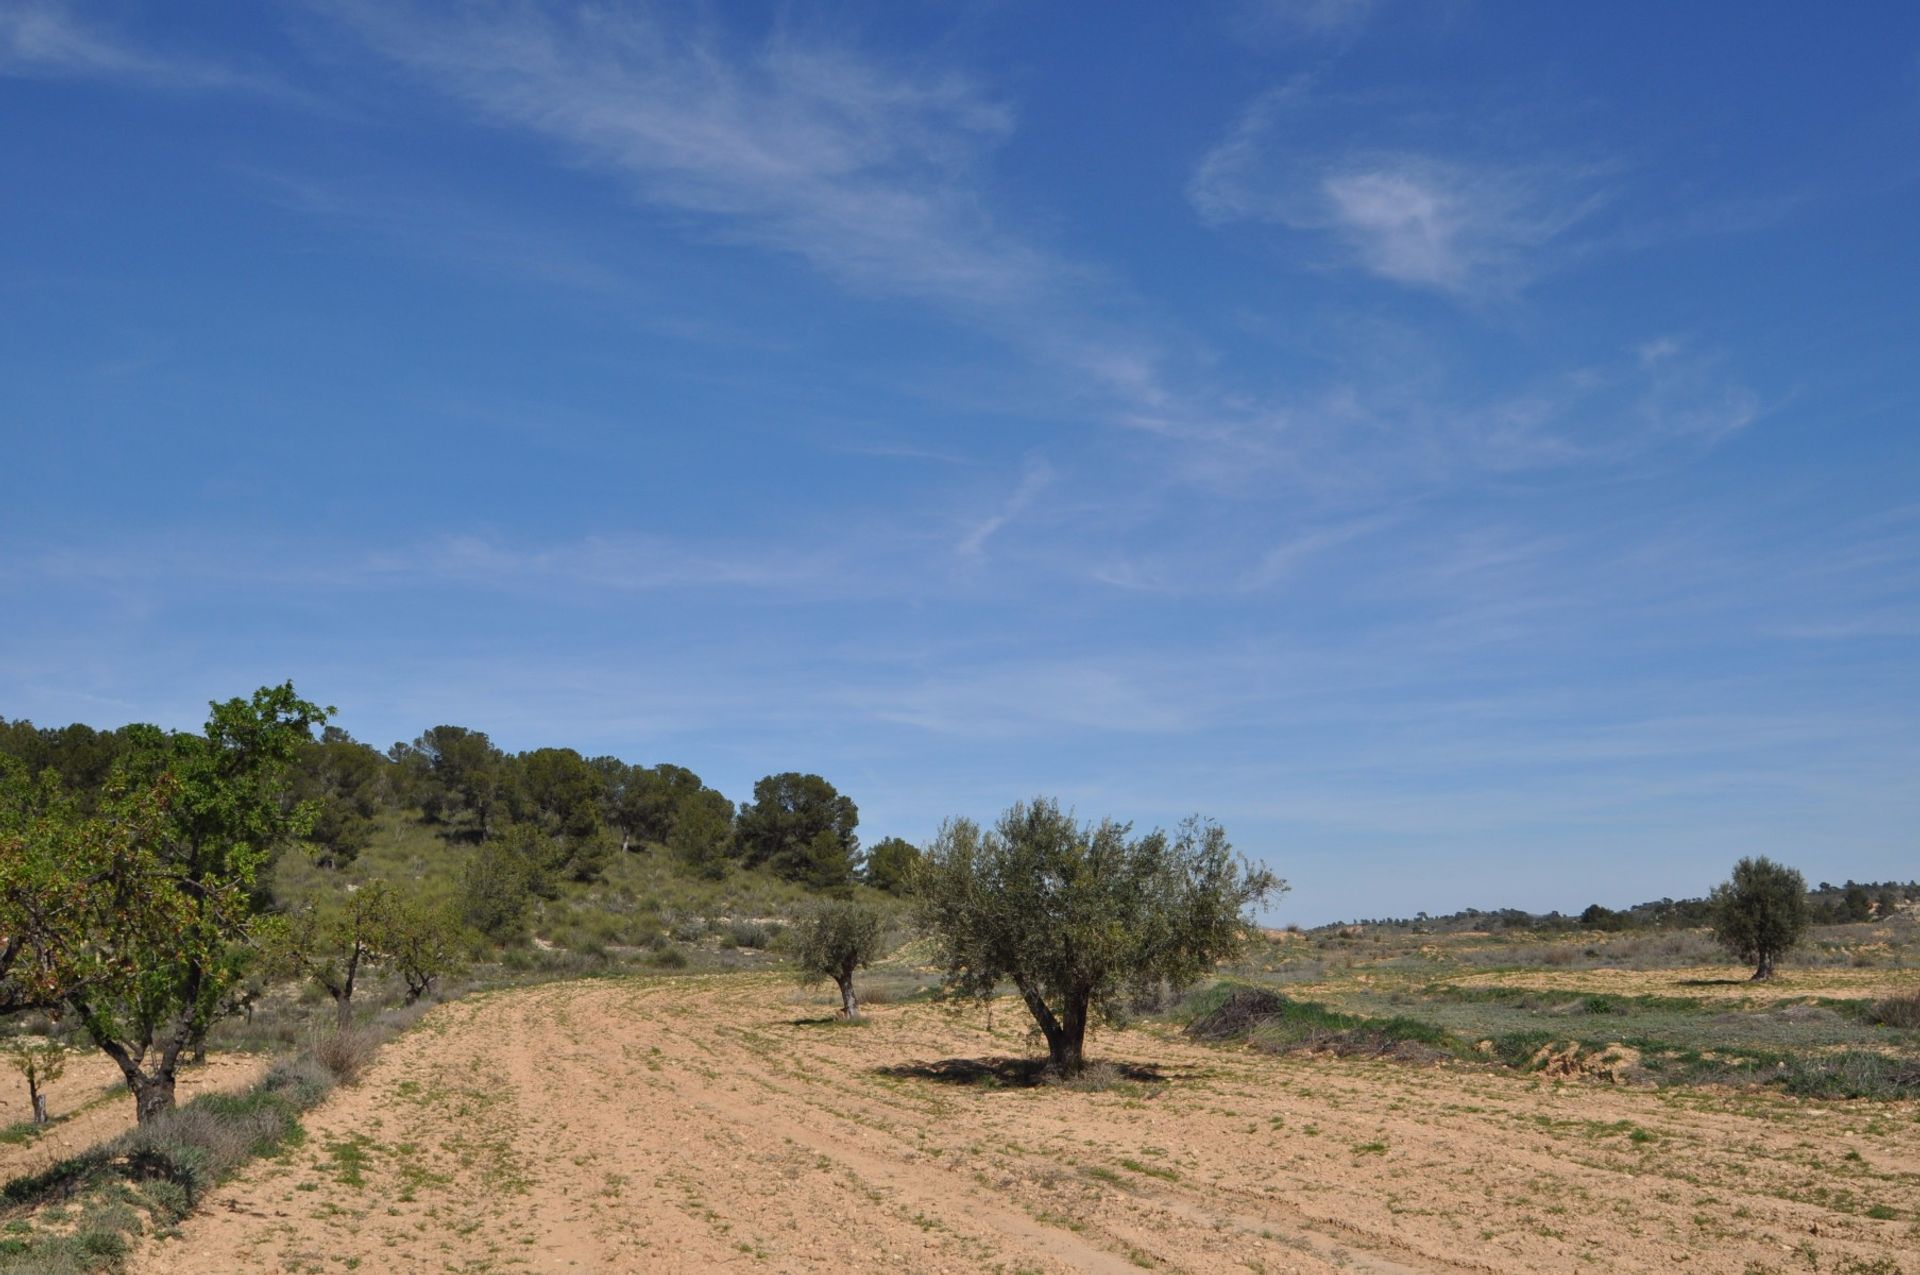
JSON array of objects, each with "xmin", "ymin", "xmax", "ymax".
[{"xmin": 133, "ymin": 974, "xmax": 1918, "ymax": 1274}]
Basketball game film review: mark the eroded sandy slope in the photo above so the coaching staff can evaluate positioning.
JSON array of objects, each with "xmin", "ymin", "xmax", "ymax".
[{"xmin": 133, "ymin": 975, "xmax": 1918, "ymax": 1274}]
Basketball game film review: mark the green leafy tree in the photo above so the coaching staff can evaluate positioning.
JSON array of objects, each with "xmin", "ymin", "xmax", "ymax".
[
  {"xmin": 917, "ymin": 798, "xmax": 1280, "ymax": 1076},
  {"xmin": 382, "ymin": 893, "xmax": 468, "ymax": 1004},
  {"xmin": 5, "ymin": 1038, "xmax": 67, "ymax": 1125},
  {"xmin": 511, "ymin": 747, "xmax": 606, "ymax": 840},
  {"xmin": 0, "ymin": 763, "xmax": 106, "ymax": 1017},
  {"xmin": 734, "ymin": 773, "xmax": 858, "ymax": 887},
  {"xmin": 1709, "ymin": 856, "xmax": 1810, "ymax": 980},
  {"xmin": 0, "ymin": 719, "xmax": 130, "ymax": 810},
  {"xmin": 404, "ymin": 726, "xmax": 505, "ymax": 836},
  {"xmin": 265, "ymin": 880, "xmax": 396, "ymax": 1029},
  {"xmin": 594, "ymin": 760, "xmax": 731, "ymax": 855},
  {"xmin": 668, "ymin": 788, "xmax": 735, "ymax": 880},
  {"xmin": 459, "ymin": 834, "xmax": 539, "ymax": 943},
  {"xmin": 791, "ymin": 900, "xmax": 886, "ymax": 1020},
  {"xmin": 862, "ymin": 836, "xmax": 921, "ymax": 895},
  {"xmin": 1579, "ymin": 903, "xmax": 1626, "ymax": 931},
  {"xmin": 290, "ymin": 728, "xmax": 388, "ymax": 869},
  {"xmin": 67, "ymin": 683, "xmax": 327, "ymax": 1123}
]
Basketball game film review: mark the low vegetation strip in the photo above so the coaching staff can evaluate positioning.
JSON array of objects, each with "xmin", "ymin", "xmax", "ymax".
[
  {"xmin": 1180, "ymin": 982, "xmax": 1920, "ymax": 1100},
  {"xmin": 0, "ymin": 1050, "xmax": 346, "ymax": 1274}
]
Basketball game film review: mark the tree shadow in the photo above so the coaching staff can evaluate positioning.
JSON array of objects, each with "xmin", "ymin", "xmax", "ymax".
[
  {"xmin": 1676, "ymin": 978, "xmax": 1751, "ymax": 987},
  {"xmin": 874, "ymin": 1056, "xmax": 1168, "ymax": 1089},
  {"xmin": 786, "ymin": 1015, "xmax": 864, "ymax": 1028}
]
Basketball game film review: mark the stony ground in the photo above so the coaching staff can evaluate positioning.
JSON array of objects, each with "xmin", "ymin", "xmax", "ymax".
[{"xmin": 130, "ymin": 973, "xmax": 1918, "ymax": 1275}]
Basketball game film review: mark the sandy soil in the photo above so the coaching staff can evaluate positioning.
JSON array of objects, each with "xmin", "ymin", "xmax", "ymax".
[
  {"xmin": 132, "ymin": 974, "xmax": 1918, "ymax": 1275},
  {"xmin": 1443, "ymin": 965, "xmax": 1920, "ymax": 1003},
  {"xmin": 0, "ymin": 1052, "xmax": 267, "ymax": 1184}
]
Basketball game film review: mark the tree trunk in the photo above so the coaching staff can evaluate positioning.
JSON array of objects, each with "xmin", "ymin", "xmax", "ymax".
[
  {"xmin": 1017, "ymin": 981, "xmax": 1088, "ymax": 1076},
  {"xmin": 1054, "ymin": 993, "xmax": 1088, "ymax": 1076},
  {"xmin": 334, "ymin": 946, "xmax": 361, "ymax": 1030},
  {"xmin": 73, "ymin": 994, "xmax": 192, "ymax": 1125},
  {"xmin": 132, "ymin": 1071, "xmax": 177, "ymax": 1125},
  {"xmin": 1752, "ymin": 951, "xmax": 1774, "ymax": 980},
  {"xmin": 29, "ymin": 1083, "xmax": 46, "ymax": 1126},
  {"xmin": 836, "ymin": 972, "xmax": 860, "ymax": 1022}
]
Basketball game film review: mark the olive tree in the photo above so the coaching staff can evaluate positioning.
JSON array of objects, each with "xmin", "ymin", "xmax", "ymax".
[
  {"xmin": 917, "ymin": 798, "xmax": 1280, "ymax": 1076},
  {"xmin": 1710, "ymin": 856, "xmax": 1809, "ymax": 980},
  {"xmin": 791, "ymin": 900, "xmax": 886, "ymax": 1021}
]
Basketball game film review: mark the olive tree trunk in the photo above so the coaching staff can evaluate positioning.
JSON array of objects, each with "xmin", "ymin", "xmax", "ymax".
[
  {"xmin": 835, "ymin": 970, "xmax": 860, "ymax": 1022},
  {"xmin": 1019, "ymin": 981, "xmax": 1089, "ymax": 1076}
]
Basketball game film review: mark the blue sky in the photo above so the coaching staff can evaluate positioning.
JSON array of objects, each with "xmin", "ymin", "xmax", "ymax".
[{"xmin": 3, "ymin": 2, "xmax": 1916, "ymax": 923}]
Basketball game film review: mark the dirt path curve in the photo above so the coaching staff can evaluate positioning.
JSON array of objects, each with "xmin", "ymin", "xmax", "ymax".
[{"xmin": 133, "ymin": 975, "xmax": 1918, "ymax": 1275}]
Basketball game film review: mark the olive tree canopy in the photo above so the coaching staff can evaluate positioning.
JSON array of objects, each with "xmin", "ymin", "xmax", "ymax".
[
  {"xmin": 1710, "ymin": 855, "xmax": 1809, "ymax": 980},
  {"xmin": 791, "ymin": 899, "xmax": 886, "ymax": 1021},
  {"xmin": 916, "ymin": 798, "xmax": 1280, "ymax": 1075}
]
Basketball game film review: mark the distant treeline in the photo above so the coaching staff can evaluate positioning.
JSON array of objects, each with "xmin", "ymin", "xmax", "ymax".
[
  {"xmin": 1334, "ymin": 879, "xmax": 1920, "ymax": 935},
  {"xmin": 0, "ymin": 713, "xmax": 920, "ymax": 895}
]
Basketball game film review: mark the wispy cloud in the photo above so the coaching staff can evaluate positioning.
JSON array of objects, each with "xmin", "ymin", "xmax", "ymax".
[
  {"xmin": 1234, "ymin": 0, "xmax": 1378, "ymax": 44},
  {"xmin": 0, "ymin": 0, "xmax": 302, "ymax": 100},
  {"xmin": 323, "ymin": 2, "xmax": 1057, "ymax": 312},
  {"xmin": 955, "ymin": 456, "xmax": 1054, "ymax": 563},
  {"xmin": 1191, "ymin": 84, "xmax": 1606, "ymax": 297},
  {"xmin": 246, "ymin": 170, "xmax": 624, "ymax": 294},
  {"xmin": 1239, "ymin": 514, "xmax": 1398, "ymax": 590},
  {"xmin": 12, "ymin": 532, "xmax": 841, "ymax": 598},
  {"xmin": 1113, "ymin": 340, "xmax": 1759, "ymax": 505}
]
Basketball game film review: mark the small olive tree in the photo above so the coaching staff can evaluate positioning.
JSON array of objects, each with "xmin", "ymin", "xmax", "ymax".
[
  {"xmin": 917, "ymin": 798, "xmax": 1280, "ymax": 1076},
  {"xmin": 1710, "ymin": 856, "xmax": 1809, "ymax": 980},
  {"xmin": 791, "ymin": 901, "xmax": 886, "ymax": 1021}
]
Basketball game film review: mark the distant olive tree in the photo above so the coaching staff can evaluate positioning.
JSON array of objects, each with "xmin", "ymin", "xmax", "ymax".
[
  {"xmin": 1710, "ymin": 856, "xmax": 1809, "ymax": 980},
  {"xmin": 791, "ymin": 900, "xmax": 886, "ymax": 1021},
  {"xmin": 916, "ymin": 798, "xmax": 1280, "ymax": 1076}
]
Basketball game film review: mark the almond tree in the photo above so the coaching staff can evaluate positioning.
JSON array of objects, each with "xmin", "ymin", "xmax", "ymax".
[
  {"xmin": 382, "ymin": 894, "xmax": 468, "ymax": 1005},
  {"xmin": 62, "ymin": 684, "xmax": 326, "ymax": 1123},
  {"xmin": 266, "ymin": 880, "xmax": 396, "ymax": 1029}
]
